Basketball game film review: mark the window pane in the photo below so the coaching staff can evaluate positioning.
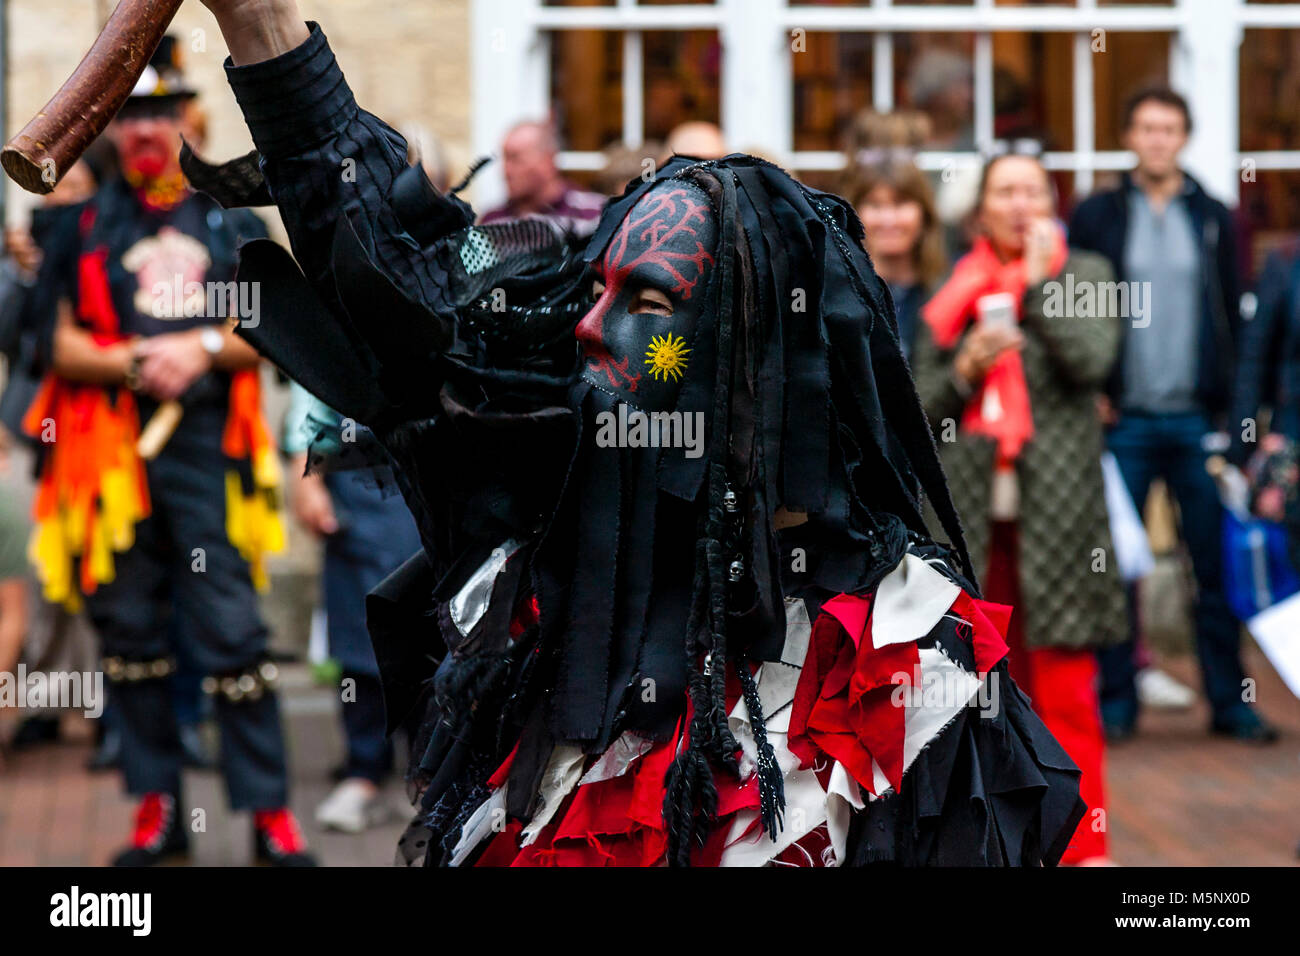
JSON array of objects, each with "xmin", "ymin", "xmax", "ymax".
[
  {"xmin": 643, "ymin": 31, "xmax": 722, "ymax": 141},
  {"xmin": 894, "ymin": 33, "xmax": 975, "ymax": 149},
  {"xmin": 544, "ymin": 0, "xmax": 616, "ymax": 6},
  {"xmin": 1092, "ymin": 32, "xmax": 1171, "ymax": 151},
  {"xmin": 1240, "ymin": 29, "xmax": 1300, "ymax": 152},
  {"xmin": 1239, "ymin": 29, "xmax": 1300, "ymax": 278},
  {"xmin": 994, "ymin": 32, "xmax": 1073, "ymax": 148},
  {"xmin": 994, "ymin": 0, "xmax": 1076, "ymax": 6},
  {"xmin": 793, "ymin": 32, "xmax": 873, "ymax": 151},
  {"xmin": 1241, "ymin": 171, "xmax": 1300, "ymax": 278},
  {"xmin": 785, "ymin": 0, "xmax": 979, "ymax": 6},
  {"xmin": 548, "ymin": 30, "xmax": 623, "ymax": 151}
]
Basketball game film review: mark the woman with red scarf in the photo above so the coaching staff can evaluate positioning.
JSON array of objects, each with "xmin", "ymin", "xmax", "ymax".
[{"xmin": 911, "ymin": 151, "xmax": 1127, "ymax": 865}]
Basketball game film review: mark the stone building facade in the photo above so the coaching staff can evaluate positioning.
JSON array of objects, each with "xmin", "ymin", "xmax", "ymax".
[{"xmin": 5, "ymin": 0, "xmax": 474, "ymax": 228}]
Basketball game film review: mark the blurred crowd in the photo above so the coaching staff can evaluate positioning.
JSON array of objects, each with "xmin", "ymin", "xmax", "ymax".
[{"xmin": 2, "ymin": 37, "xmax": 1298, "ymax": 868}]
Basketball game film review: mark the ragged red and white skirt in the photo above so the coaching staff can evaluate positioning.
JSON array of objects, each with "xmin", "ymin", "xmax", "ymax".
[{"xmin": 453, "ymin": 550, "xmax": 1086, "ymax": 866}]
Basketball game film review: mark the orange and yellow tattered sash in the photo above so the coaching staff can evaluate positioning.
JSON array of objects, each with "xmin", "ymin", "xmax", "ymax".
[
  {"xmin": 221, "ymin": 368, "xmax": 285, "ymax": 592},
  {"xmin": 22, "ymin": 373, "xmax": 150, "ymax": 611},
  {"xmin": 22, "ymin": 218, "xmax": 152, "ymax": 610},
  {"xmin": 22, "ymin": 367, "xmax": 286, "ymax": 611}
]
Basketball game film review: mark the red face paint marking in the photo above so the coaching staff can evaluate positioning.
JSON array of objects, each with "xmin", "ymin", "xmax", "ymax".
[{"xmin": 577, "ymin": 187, "xmax": 716, "ymax": 391}]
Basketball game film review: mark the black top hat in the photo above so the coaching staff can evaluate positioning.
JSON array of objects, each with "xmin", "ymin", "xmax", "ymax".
[{"xmin": 119, "ymin": 35, "xmax": 198, "ymax": 117}]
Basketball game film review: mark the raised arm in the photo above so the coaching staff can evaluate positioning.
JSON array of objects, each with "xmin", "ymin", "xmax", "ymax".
[
  {"xmin": 199, "ymin": 1, "xmax": 580, "ymax": 569},
  {"xmin": 203, "ymin": 0, "xmax": 309, "ymax": 66}
]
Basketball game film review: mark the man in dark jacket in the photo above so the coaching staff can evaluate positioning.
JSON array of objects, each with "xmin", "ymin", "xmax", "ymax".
[
  {"xmin": 1230, "ymin": 243, "xmax": 1300, "ymax": 582},
  {"xmin": 1069, "ymin": 86, "xmax": 1276, "ymax": 743},
  {"xmin": 1230, "ymin": 242, "xmax": 1300, "ymax": 462}
]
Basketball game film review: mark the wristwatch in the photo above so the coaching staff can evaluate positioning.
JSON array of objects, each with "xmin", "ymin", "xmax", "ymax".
[
  {"xmin": 199, "ymin": 326, "xmax": 224, "ymax": 359},
  {"xmin": 124, "ymin": 352, "xmax": 143, "ymax": 392}
]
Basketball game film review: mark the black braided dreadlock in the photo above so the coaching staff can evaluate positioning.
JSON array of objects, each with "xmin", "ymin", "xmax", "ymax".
[{"xmin": 659, "ymin": 166, "xmax": 787, "ymax": 865}]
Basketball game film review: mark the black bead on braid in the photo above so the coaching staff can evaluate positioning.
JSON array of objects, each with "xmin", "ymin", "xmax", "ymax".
[
  {"xmin": 702, "ymin": 479, "xmax": 740, "ymax": 769},
  {"xmin": 662, "ymin": 170, "xmax": 740, "ymax": 865},
  {"xmin": 697, "ymin": 178, "xmax": 741, "ymax": 794},
  {"xmin": 695, "ymin": 169, "xmax": 785, "ymax": 840}
]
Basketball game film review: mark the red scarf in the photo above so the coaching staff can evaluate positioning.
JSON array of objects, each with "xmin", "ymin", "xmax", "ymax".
[{"xmin": 920, "ymin": 231, "xmax": 1067, "ymax": 461}]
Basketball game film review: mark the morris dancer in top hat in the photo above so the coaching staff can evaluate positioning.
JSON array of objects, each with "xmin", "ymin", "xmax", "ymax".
[{"xmin": 24, "ymin": 35, "xmax": 313, "ymax": 866}]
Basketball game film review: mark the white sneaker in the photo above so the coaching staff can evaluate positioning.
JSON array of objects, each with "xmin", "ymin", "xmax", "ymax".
[
  {"xmin": 314, "ymin": 778, "xmax": 390, "ymax": 833},
  {"xmin": 1136, "ymin": 667, "xmax": 1197, "ymax": 710}
]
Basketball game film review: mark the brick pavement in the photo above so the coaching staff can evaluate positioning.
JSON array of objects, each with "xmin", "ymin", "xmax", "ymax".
[
  {"xmin": 1105, "ymin": 644, "xmax": 1300, "ymax": 866},
  {"xmin": 0, "ymin": 667, "xmax": 407, "ymax": 867},
  {"xmin": 2, "ymin": 646, "xmax": 1298, "ymax": 867}
]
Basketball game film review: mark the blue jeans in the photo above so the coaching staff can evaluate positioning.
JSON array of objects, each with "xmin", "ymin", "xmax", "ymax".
[
  {"xmin": 323, "ymin": 472, "xmax": 421, "ymax": 782},
  {"xmin": 1100, "ymin": 411, "xmax": 1256, "ymax": 729}
]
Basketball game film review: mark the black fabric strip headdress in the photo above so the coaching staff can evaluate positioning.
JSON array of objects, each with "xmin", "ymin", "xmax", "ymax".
[{"xmin": 583, "ymin": 155, "xmax": 976, "ymax": 864}]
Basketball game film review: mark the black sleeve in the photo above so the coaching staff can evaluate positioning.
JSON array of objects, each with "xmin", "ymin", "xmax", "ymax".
[
  {"xmin": 1228, "ymin": 252, "xmax": 1290, "ymax": 464},
  {"xmin": 223, "ymin": 19, "xmax": 485, "ymax": 432},
  {"xmin": 29, "ymin": 203, "xmax": 85, "ymax": 370},
  {"xmin": 1067, "ymin": 197, "xmax": 1098, "ymax": 253},
  {"xmin": 0, "ymin": 261, "xmax": 28, "ymax": 360},
  {"xmin": 224, "ymin": 21, "xmax": 452, "ymax": 322},
  {"xmin": 223, "ymin": 23, "xmax": 578, "ymax": 574},
  {"xmin": 1217, "ymin": 203, "xmax": 1244, "ymax": 344}
]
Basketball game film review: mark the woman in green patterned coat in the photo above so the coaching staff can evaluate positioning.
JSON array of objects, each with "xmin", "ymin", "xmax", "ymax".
[{"xmin": 909, "ymin": 150, "xmax": 1126, "ymax": 864}]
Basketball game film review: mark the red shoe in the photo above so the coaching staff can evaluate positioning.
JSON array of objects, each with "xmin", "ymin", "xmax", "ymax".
[
  {"xmin": 253, "ymin": 808, "xmax": 318, "ymax": 866},
  {"xmin": 111, "ymin": 792, "xmax": 190, "ymax": 866}
]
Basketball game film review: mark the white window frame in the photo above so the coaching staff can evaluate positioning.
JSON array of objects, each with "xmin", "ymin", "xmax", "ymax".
[{"xmin": 472, "ymin": 0, "xmax": 1300, "ymax": 210}]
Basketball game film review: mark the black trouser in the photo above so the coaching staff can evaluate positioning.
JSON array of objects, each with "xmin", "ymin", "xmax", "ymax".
[
  {"xmin": 323, "ymin": 471, "xmax": 420, "ymax": 784},
  {"xmin": 83, "ymin": 418, "xmax": 288, "ymax": 810}
]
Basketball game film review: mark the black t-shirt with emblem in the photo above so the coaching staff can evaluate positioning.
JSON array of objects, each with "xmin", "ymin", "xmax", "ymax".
[{"xmin": 42, "ymin": 176, "xmax": 268, "ymax": 425}]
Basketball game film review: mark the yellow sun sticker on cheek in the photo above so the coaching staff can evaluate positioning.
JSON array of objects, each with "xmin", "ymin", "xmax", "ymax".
[{"xmin": 644, "ymin": 333, "xmax": 691, "ymax": 382}]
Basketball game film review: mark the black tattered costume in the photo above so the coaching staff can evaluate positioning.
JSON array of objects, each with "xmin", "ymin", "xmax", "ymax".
[{"xmin": 209, "ymin": 22, "xmax": 1087, "ymax": 866}]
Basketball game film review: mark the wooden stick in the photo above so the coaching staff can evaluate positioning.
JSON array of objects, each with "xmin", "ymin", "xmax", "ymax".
[
  {"xmin": 2, "ymin": 0, "xmax": 185, "ymax": 195},
  {"xmin": 137, "ymin": 400, "xmax": 184, "ymax": 460}
]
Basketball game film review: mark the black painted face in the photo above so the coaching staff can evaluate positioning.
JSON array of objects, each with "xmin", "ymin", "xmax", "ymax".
[{"xmin": 575, "ymin": 181, "xmax": 718, "ymax": 410}]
